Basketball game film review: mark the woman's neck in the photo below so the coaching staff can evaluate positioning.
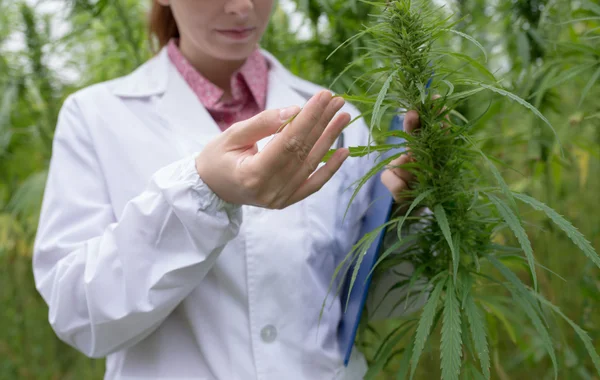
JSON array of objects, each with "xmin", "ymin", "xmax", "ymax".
[{"xmin": 179, "ymin": 38, "xmax": 246, "ymax": 101}]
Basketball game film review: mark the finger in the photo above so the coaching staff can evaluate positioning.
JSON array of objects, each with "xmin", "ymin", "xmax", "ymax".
[
  {"xmin": 278, "ymin": 111, "xmax": 351, "ymax": 197},
  {"xmin": 285, "ymin": 148, "xmax": 350, "ymax": 207},
  {"xmin": 304, "ymin": 96, "xmax": 345, "ymax": 148},
  {"xmin": 302, "ymin": 112, "xmax": 351, "ymax": 176},
  {"xmin": 258, "ymin": 90, "xmax": 333, "ymax": 168},
  {"xmin": 403, "ymin": 110, "xmax": 420, "ymax": 134},
  {"xmin": 387, "ymin": 154, "xmax": 415, "ymax": 185},
  {"xmin": 279, "ymin": 90, "xmax": 333, "ymax": 143},
  {"xmin": 380, "ymin": 169, "xmax": 410, "ymax": 203},
  {"xmin": 227, "ymin": 106, "xmax": 301, "ymax": 147}
]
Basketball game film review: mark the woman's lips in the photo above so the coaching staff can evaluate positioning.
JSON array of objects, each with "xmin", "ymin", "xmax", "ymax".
[{"xmin": 216, "ymin": 28, "xmax": 256, "ymax": 41}]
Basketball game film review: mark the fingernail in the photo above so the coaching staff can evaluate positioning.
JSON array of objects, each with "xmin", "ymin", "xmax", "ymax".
[
  {"xmin": 338, "ymin": 148, "xmax": 349, "ymax": 161},
  {"xmin": 332, "ymin": 97, "xmax": 345, "ymax": 108},
  {"xmin": 319, "ymin": 91, "xmax": 333, "ymax": 102},
  {"xmin": 280, "ymin": 106, "xmax": 300, "ymax": 121}
]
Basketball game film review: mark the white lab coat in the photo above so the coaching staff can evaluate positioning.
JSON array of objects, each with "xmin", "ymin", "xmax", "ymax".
[{"xmin": 33, "ymin": 47, "xmax": 415, "ymax": 380}]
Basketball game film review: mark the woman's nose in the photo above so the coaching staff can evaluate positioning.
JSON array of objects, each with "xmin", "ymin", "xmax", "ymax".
[{"xmin": 224, "ymin": 0, "xmax": 253, "ymax": 18}]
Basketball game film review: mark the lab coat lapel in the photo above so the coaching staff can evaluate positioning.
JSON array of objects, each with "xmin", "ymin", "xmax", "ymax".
[
  {"xmin": 157, "ymin": 56, "xmax": 222, "ymax": 154},
  {"xmin": 265, "ymin": 70, "xmax": 311, "ymax": 111}
]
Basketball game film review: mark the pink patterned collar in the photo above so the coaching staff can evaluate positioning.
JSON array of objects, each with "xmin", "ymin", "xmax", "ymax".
[{"xmin": 166, "ymin": 39, "xmax": 268, "ymax": 111}]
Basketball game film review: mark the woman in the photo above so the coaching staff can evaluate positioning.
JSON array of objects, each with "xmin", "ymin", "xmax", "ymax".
[{"xmin": 32, "ymin": 0, "xmax": 421, "ymax": 379}]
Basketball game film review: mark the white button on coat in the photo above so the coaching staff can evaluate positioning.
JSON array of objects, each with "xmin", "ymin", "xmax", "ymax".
[
  {"xmin": 260, "ymin": 325, "xmax": 277, "ymax": 343},
  {"xmin": 32, "ymin": 47, "xmax": 404, "ymax": 380}
]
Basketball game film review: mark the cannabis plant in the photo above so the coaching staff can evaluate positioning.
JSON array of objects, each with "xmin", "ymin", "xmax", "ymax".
[
  {"xmin": 325, "ymin": 1, "xmax": 600, "ymax": 378},
  {"xmin": 540, "ymin": 0, "xmax": 600, "ymax": 117}
]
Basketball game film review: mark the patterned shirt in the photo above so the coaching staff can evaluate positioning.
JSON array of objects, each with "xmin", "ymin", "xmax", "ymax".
[{"xmin": 167, "ymin": 39, "xmax": 269, "ymax": 130}]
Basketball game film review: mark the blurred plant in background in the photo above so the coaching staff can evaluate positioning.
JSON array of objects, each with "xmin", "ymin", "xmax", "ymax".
[
  {"xmin": 0, "ymin": 0, "xmax": 598, "ymax": 379},
  {"xmin": 0, "ymin": 1, "xmax": 149, "ymax": 378}
]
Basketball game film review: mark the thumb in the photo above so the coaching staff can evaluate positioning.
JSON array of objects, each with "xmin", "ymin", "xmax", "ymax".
[
  {"xmin": 403, "ymin": 110, "xmax": 420, "ymax": 134},
  {"xmin": 227, "ymin": 106, "xmax": 301, "ymax": 146}
]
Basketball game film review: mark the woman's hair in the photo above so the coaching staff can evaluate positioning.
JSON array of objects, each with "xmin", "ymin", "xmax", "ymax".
[{"xmin": 148, "ymin": 2, "xmax": 179, "ymax": 53}]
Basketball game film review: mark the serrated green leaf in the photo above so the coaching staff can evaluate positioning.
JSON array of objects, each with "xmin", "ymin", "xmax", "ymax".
[
  {"xmin": 483, "ymin": 257, "xmax": 554, "ymax": 374},
  {"xmin": 485, "ymin": 256, "xmax": 547, "ymax": 323},
  {"xmin": 433, "ymin": 51, "xmax": 495, "ymax": 82},
  {"xmin": 464, "ymin": 136, "xmax": 517, "ymax": 211},
  {"xmin": 395, "ymin": 188, "xmax": 434, "ymax": 240},
  {"xmin": 346, "ymin": 222, "xmax": 395, "ymax": 308},
  {"xmin": 461, "ymin": 314, "xmax": 475, "ymax": 364},
  {"xmin": 579, "ymin": 66, "xmax": 600, "ymax": 107},
  {"xmin": 460, "ymin": 273, "xmax": 472, "ymax": 309},
  {"xmin": 397, "ymin": 334, "xmax": 415, "ymax": 380},
  {"xmin": 453, "ymin": 233, "xmax": 462, "ymax": 280},
  {"xmin": 328, "ymin": 55, "xmax": 364, "ymax": 90},
  {"xmin": 434, "ymin": 204, "xmax": 458, "ymax": 281},
  {"xmin": 322, "ymin": 143, "xmax": 407, "ymax": 162},
  {"xmin": 326, "ymin": 25, "xmax": 374, "ymax": 61},
  {"xmin": 374, "ymin": 103, "xmax": 393, "ymax": 132},
  {"xmin": 366, "ymin": 321, "xmax": 416, "ymax": 380},
  {"xmin": 393, "ymin": 264, "xmax": 429, "ymax": 312},
  {"xmin": 370, "ymin": 234, "xmax": 421, "ymax": 281},
  {"xmin": 338, "ymin": 93, "xmax": 377, "ymax": 105},
  {"xmin": 410, "ymin": 278, "xmax": 446, "ymax": 380},
  {"xmin": 535, "ymin": 64, "xmax": 596, "ymax": 97},
  {"xmin": 465, "ymin": 294, "xmax": 490, "ymax": 379},
  {"xmin": 377, "ymin": 129, "xmax": 416, "ymax": 142},
  {"xmin": 487, "ymin": 194, "xmax": 537, "ymax": 291},
  {"xmin": 372, "ymin": 69, "xmax": 398, "ymax": 133},
  {"xmin": 441, "ymin": 281, "xmax": 462, "ymax": 380},
  {"xmin": 442, "ymin": 28, "xmax": 488, "ymax": 62},
  {"xmin": 479, "ymin": 300, "xmax": 517, "ymax": 344},
  {"xmin": 470, "ymin": 366, "xmax": 487, "ymax": 380},
  {"xmin": 446, "ymin": 87, "xmax": 485, "ymax": 101},
  {"xmin": 322, "ymin": 219, "xmax": 393, "ymax": 322},
  {"xmin": 343, "ymin": 152, "xmax": 400, "ymax": 220},
  {"xmin": 498, "ymin": 254, "xmax": 567, "ymax": 282},
  {"xmin": 442, "ymin": 79, "xmax": 455, "ymax": 96},
  {"xmin": 474, "ymin": 83, "xmax": 561, "ymax": 153},
  {"xmin": 529, "ymin": 291, "xmax": 600, "ymax": 375},
  {"xmin": 512, "ymin": 193, "xmax": 600, "ymax": 268},
  {"xmin": 513, "ymin": 292, "xmax": 558, "ymax": 380}
]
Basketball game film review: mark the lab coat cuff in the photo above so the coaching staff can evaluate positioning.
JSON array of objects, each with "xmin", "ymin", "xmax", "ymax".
[{"xmin": 186, "ymin": 153, "xmax": 242, "ymax": 221}]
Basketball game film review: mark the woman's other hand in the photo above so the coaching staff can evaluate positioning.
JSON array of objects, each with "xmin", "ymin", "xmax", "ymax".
[
  {"xmin": 381, "ymin": 110, "xmax": 420, "ymax": 204},
  {"xmin": 195, "ymin": 90, "xmax": 350, "ymax": 209},
  {"xmin": 383, "ymin": 95, "xmax": 447, "ymax": 208}
]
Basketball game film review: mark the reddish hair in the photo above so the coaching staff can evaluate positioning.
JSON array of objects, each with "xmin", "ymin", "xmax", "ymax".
[{"xmin": 148, "ymin": 2, "xmax": 179, "ymax": 53}]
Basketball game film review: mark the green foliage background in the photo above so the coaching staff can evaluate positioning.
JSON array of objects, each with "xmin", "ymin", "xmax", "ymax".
[{"xmin": 0, "ymin": 0, "xmax": 598, "ymax": 379}]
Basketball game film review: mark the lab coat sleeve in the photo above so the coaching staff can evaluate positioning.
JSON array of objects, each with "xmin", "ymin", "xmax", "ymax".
[{"xmin": 32, "ymin": 96, "xmax": 242, "ymax": 358}]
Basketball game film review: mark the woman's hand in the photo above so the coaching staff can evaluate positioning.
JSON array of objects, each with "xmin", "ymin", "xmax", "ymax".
[
  {"xmin": 195, "ymin": 90, "xmax": 350, "ymax": 209},
  {"xmin": 383, "ymin": 97, "xmax": 447, "ymax": 210},
  {"xmin": 381, "ymin": 110, "xmax": 421, "ymax": 205}
]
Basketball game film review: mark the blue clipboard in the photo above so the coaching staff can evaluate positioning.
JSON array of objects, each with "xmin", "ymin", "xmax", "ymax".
[{"xmin": 337, "ymin": 114, "xmax": 406, "ymax": 365}]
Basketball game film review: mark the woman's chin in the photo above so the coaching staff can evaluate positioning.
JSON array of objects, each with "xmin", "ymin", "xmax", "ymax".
[{"xmin": 211, "ymin": 44, "xmax": 259, "ymax": 62}]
